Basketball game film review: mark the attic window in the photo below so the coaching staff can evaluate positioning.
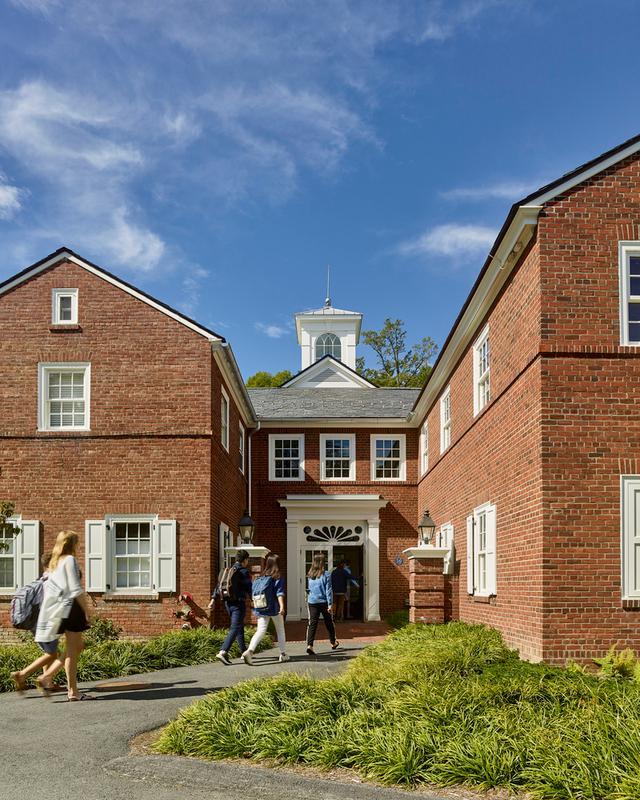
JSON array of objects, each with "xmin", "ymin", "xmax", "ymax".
[
  {"xmin": 315, "ymin": 333, "xmax": 341, "ymax": 362},
  {"xmin": 52, "ymin": 288, "xmax": 78, "ymax": 325}
]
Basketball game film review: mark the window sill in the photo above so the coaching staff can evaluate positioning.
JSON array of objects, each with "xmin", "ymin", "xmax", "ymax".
[
  {"xmin": 622, "ymin": 599, "xmax": 640, "ymax": 610},
  {"xmin": 49, "ymin": 324, "xmax": 82, "ymax": 332},
  {"xmin": 0, "ymin": 592, "xmax": 16, "ymax": 600},
  {"xmin": 472, "ymin": 594, "xmax": 495, "ymax": 604},
  {"xmin": 101, "ymin": 592, "xmax": 160, "ymax": 601}
]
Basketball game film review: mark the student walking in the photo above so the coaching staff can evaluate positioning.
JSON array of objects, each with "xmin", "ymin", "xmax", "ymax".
[
  {"xmin": 10, "ymin": 555, "xmax": 65, "ymax": 694},
  {"xmin": 330, "ymin": 560, "xmax": 359, "ymax": 623},
  {"xmin": 35, "ymin": 531, "xmax": 93, "ymax": 701},
  {"xmin": 242, "ymin": 553, "xmax": 289, "ymax": 664},
  {"xmin": 306, "ymin": 554, "xmax": 339, "ymax": 655},
  {"xmin": 210, "ymin": 548, "xmax": 252, "ymax": 665}
]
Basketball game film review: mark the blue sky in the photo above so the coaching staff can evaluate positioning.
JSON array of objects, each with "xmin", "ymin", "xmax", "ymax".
[{"xmin": 0, "ymin": 0, "xmax": 638, "ymax": 378}]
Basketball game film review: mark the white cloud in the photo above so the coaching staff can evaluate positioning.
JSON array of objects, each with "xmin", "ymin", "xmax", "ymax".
[
  {"xmin": 0, "ymin": 181, "xmax": 25, "ymax": 219},
  {"xmin": 93, "ymin": 207, "xmax": 166, "ymax": 273},
  {"xmin": 398, "ymin": 223, "xmax": 496, "ymax": 259},
  {"xmin": 255, "ymin": 322, "xmax": 290, "ymax": 339},
  {"xmin": 418, "ymin": 0, "xmax": 509, "ymax": 42},
  {"xmin": 441, "ymin": 181, "xmax": 538, "ymax": 201}
]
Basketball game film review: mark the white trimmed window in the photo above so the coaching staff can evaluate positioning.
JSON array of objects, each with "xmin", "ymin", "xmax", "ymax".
[
  {"xmin": 466, "ymin": 503, "xmax": 496, "ymax": 597},
  {"xmin": 622, "ymin": 476, "xmax": 640, "ymax": 599},
  {"xmin": 436, "ymin": 522, "xmax": 454, "ymax": 549},
  {"xmin": 315, "ymin": 332, "xmax": 341, "ymax": 362},
  {"xmin": 619, "ymin": 242, "xmax": 640, "ymax": 345},
  {"xmin": 320, "ymin": 434, "xmax": 356, "ymax": 481},
  {"xmin": 440, "ymin": 386, "xmax": 451, "ymax": 453},
  {"xmin": 239, "ymin": 424, "xmax": 245, "ymax": 473},
  {"xmin": 220, "ymin": 387, "xmax": 229, "ymax": 451},
  {"xmin": 85, "ymin": 516, "xmax": 176, "ymax": 594},
  {"xmin": 269, "ymin": 435, "xmax": 305, "ymax": 481},
  {"xmin": 0, "ymin": 518, "xmax": 40, "ymax": 593},
  {"xmin": 38, "ymin": 362, "xmax": 90, "ymax": 431},
  {"xmin": 473, "ymin": 326, "xmax": 490, "ymax": 415},
  {"xmin": 51, "ymin": 288, "xmax": 78, "ymax": 325},
  {"xmin": 419, "ymin": 421, "xmax": 429, "ymax": 476},
  {"xmin": 219, "ymin": 522, "xmax": 234, "ymax": 572},
  {"xmin": 370, "ymin": 435, "xmax": 406, "ymax": 481}
]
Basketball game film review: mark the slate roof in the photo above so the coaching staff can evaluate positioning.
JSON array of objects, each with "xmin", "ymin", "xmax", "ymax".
[{"xmin": 248, "ymin": 387, "xmax": 421, "ymax": 420}]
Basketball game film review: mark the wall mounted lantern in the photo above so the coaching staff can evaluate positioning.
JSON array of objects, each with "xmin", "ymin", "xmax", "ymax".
[
  {"xmin": 238, "ymin": 510, "xmax": 256, "ymax": 544},
  {"xmin": 417, "ymin": 509, "xmax": 436, "ymax": 547}
]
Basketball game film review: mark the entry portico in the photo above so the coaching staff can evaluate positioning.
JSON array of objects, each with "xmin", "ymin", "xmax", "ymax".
[{"xmin": 278, "ymin": 494, "xmax": 388, "ymax": 622}]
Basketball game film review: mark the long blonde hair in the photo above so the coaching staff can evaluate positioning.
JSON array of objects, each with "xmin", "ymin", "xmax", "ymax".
[
  {"xmin": 307, "ymin": 554, "xmax": 326, "ymax": 580},
  {"xmin": 48, "ymin": 530, "xmax": 79, "ymax": 571}
]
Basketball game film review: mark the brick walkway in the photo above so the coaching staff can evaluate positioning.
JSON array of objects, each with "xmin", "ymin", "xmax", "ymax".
[{"xmin": 285, "ymin": 619, "xmax": 390, "ymax": 643}]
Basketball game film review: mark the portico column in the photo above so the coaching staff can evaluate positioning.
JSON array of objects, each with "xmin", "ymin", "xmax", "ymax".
[
  {"xmin": 365, "ymin": 516, "xmax": 381, "ymax": 621},
  {"xmin": 286, "ymin": 520, "xmax": 301, "ymax": 621}
]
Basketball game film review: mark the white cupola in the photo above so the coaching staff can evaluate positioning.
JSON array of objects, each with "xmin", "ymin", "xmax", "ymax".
[{"xmin": 294, "ymin": 293, "xmax": 362, "ymax": 372}]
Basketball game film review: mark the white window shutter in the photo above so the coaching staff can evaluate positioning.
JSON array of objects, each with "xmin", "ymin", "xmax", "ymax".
[
  {"xmin": 485, "ymin": 505, "xmax": 497, "ymax": 596},
  {"xmin": 466, "ymin": 515, "xmax": 474, "ymax": 595},
  {"xmin": 154, "ymin": 519, "xmax": 176, "ymax": 592},
  {"xmin": 18, "ymin": 520, "xmax": 40, "ymax": 587},
  {"xmin": 85, "ymin": 520, "xmax": 107, "ymax": 592}
]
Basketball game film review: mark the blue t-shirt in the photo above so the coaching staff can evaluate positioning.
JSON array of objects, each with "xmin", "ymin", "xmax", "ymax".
[{"xmin": 254, "ymin": 576, "xmax": 285, "ymax": 617}]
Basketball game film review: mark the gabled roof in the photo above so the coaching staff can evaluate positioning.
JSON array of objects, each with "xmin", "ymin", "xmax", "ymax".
[
  {"xmin": 296, "ymin": 304, "xmax": 361, "ymax": 316},
  {"xmin": 281, "ymin": 354, "xmax": 376, "ymax": 389},
  {"xmin": 411, "ymin": 131, "xmax": 640, "ymax": 422},
  {"xmin": 0, "ymin": 246, "xmax": 225, "ymax": 342},
  {"xmin": 248, "ymin": 386, "xmax": 420, "ymax": 421}
]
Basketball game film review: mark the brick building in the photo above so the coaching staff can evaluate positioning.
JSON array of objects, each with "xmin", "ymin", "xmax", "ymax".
[{"xmin": 2, "ymin": 132, "xmax": 640, "ymax": 661}]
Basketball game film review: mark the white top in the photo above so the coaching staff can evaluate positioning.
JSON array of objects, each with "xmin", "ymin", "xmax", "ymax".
[{"xmin": 34, "ymin": 555, "xmax": 83, "ymax": 643}]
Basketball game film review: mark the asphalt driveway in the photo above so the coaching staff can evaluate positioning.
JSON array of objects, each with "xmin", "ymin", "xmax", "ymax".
[{"xmin": 1, "ymin": 639, "xmax": 446, "ymax": 800}]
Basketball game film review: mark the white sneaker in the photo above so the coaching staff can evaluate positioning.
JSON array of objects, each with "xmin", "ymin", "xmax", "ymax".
[
  {"xmin": 279, "ymin": 653, "xmax": 290, "ymax": 663},
  {"xmin": 216, "ymin": 651, "xmax": 232, "ymax": 666},
  {"xmin": 242, "ymin": 649, "xmax": 253, "ymax": 665}
]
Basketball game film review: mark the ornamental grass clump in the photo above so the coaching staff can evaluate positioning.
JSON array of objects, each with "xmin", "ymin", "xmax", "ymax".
[
  {"xmin": 155, "ymin": 623, "xmax": 640, "ymax": 799},
  {"xmin": 0, "ymin": 625, "xmax": 270, "ymax": 691}
]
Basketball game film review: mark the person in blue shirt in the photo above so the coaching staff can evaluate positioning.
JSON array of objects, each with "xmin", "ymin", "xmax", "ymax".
[
  {"xmin": 242, "ymin": 553, "xmax": 289, "ymax": 664},
  {"xmin": 331, "ymin": 560, "xmax": 359, "ymax": 622},
  {"xmin": 306, "ymin": 554, "xmax": 339, "ymax": 656},
  {"xmin": 210, "ymin": 549, "xmax": 252, "ymax": 665}
]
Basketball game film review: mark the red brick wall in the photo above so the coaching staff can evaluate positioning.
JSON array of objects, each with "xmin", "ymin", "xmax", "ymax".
[
  {"xmin": 0, "ymin": 259, "xmax": 227, "ymax": 636},
  {"xmin": 251, "ymin": 425, "xmax": 419, "ymax": 616},
  {"xmin": 417, "ymin": 238, "xmax": 545, "ymax": 661},
  {"xmin": 536, "ymin": 154, "xmax": 640, "ymax": 662}
]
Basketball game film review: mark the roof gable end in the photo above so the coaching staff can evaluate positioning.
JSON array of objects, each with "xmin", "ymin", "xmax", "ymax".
[{"xmin": 281, "ymin": 354, "xmax": 375, "ymax": 388}]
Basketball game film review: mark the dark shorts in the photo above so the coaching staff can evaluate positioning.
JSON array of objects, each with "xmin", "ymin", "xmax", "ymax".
[
  {"xmin": 59, "ymin": 599, "xmax": 89, "ymax": 634},
  {"xmin": 38, "ymin": 640, "xmax": 59, "ymax": 655}
]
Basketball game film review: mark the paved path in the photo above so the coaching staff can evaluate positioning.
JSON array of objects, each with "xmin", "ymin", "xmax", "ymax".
[{"xmin": 1, "ymin": 640, "xmax": 445, "ymax": 800}]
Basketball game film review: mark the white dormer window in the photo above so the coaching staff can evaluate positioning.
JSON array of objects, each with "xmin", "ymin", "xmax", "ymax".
[
  {"xmin": 52, "ymin": 288, "xmax": 78, "ymax": 325},
  {"xmin": 315, "ymin": 333, "xmax": 341, "ymax": 362}
]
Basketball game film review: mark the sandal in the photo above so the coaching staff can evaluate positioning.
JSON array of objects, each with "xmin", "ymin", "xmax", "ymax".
[
  {"xmin": 67, "ymin": 693, "xmax": 95, "ymax": 702},
  {"xmin": 10, "ymin": 671, "xmax": 26, "ymax": 695},
  {"xmin": 35, "ymin": 678, "xmax": 52, "ymax": 699}
]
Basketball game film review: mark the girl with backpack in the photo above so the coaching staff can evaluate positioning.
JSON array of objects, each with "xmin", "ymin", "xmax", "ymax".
[
  {"xmin": 242, "ymin": 553, "xmax": 289, "ymax": 664},
  {"xmin": 306, "ymin": 554, "xmax": 339, "ymax": 656},
  {"xmin": 35, "ymin": 531, "xmax": 93, "ymax": 700}
]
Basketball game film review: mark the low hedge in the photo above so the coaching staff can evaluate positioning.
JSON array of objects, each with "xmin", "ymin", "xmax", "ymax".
[
  {"xmin": 155, "ymin": 623, "xmax": 640, "ymax": 799},
  {"xmin": 0, "ymin": 626, "xmax": 270, "ymax": 692}
]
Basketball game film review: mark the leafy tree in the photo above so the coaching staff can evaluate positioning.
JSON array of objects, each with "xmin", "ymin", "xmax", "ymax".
[
  {"xmin": 0, "ymin": 501, "xmax": 21, "ymax": 553},
  {"xmin": 246, "ymin": 370, "xmax": 294, "ymax": 388},
  {"xmin": 356, "ymin": 318, "xmax": 438, "ymax": 387}
]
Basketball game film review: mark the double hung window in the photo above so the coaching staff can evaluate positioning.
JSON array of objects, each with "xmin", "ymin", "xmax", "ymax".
[
  {"xmin": 51, "ymin": 288, "xmax": 78, "ymax": 325},
  {"xmin": 473, "ymin": 326, "xmax": 490, "ymax": 415},
  {"xmin": 38, "ymin": 363, "xmax": 90, "ymax": 431},
  {"xmin": 440, "ymin": 387, "xmax": 451, "ymax": 453},
  {"xmin": 622, "ymin": 476, "xmax": 640, "ymax": 599},
  {"xmin": 320, "ymin": 434, "xmax": 355, "ymax": 481},
  {"xmin": 370, "ymin": 435, "xmax": 406, "ymax": 481},
  {"xmin": 0, "ymin": 519, "xmax": 40, "ymax": 593},
  {"xmin": 466, "ymin": 504, "xmax": 497, "ymax": 597},
  {"xmin": 221, "ymin": 388, "xmax": 229, "ymax": 451},
  {"xmin": 419, "ymin": 421, "xmax": 429, "ymax": 475},
  {"xmin": 620, "ymin": 242, "xmax": 640, "ymax": 344},
  {"xmin": 269, "ymin": 435, "xmax": 305, "ymax": 481},
  {"xmin": 239, "ymin": 424, "xmax": 245, "ymax": 473}
]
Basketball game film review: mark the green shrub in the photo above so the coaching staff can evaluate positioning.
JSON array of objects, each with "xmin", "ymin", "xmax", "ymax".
[
  {"xmin": 83, "ymin": 617, "xmax": 122, "ymax": 648},
  {"xmin": 594, "ymin": 644, "xmax": 638, "ymax": 680},
  {"xmin": 155, "ymin": 623, "xmax": 640, "ymax": 799},
  {"xmin": 0, "ymin": 625, "xmax": 270, "ymax": 692}
]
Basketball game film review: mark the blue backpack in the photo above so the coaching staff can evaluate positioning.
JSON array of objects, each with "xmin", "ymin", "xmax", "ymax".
[{"xmin": 252, "ymin": 575, "xmax": 275, "ymax": 611}]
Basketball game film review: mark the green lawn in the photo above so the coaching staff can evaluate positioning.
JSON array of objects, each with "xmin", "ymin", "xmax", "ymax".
[
  {"xmin": 155, "ymin": 623, "xmax": 640, "ymax": 799},
  {"xmin": 0, "ymin": 626, "xmax": 269, "ymax": 692}
]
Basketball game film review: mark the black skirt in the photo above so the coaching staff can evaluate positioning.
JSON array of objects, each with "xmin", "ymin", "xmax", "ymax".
[{"xmin": 59, "ymin": 599, "xmax": 89, "ymax": 634}]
